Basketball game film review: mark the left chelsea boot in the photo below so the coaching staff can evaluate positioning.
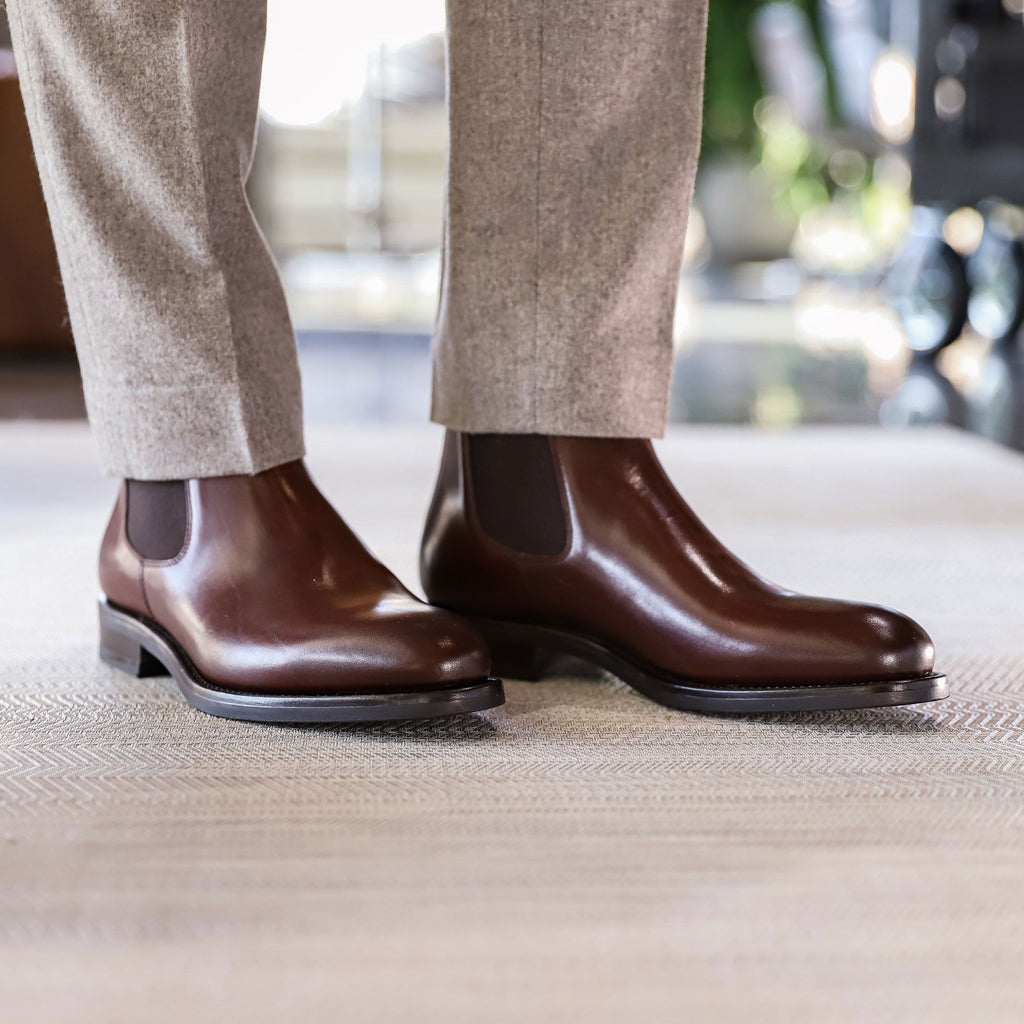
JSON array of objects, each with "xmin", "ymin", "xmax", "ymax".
[
  {"xmin": 420, "ymin": 431, "xmax": 948, "ymax": 713},
  {"xmin": 99, "ymin": 460, "xmax": 502, "ymax": 723}
]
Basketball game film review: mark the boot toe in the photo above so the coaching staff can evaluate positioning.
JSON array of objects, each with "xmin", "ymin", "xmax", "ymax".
[
  {"xmin": 803, "ymin": 601, "xmax": 936, "ymax": 685},
  {"xmin": 399, "ymin": 606, "xmax": 492, "ymax": 686},
  {"xmin": 855, "ymin": 604, "xmax": 935, "ymax": 680},
  {"xmin": 372, "ymin": 602, "xmax": 491, "ymax": 692},
  {"xmin": 748, "ymin": 597, "xmax": 938, "ymax": 686}
]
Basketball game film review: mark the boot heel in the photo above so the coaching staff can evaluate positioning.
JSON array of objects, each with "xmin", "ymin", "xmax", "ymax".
[
  {"xmin": 99, "ymin": 607, "xmax": 167, "ymax": 678},
  {"xmin": 485, "ymin": 635, "xmax": 554, "ymax": 682}
]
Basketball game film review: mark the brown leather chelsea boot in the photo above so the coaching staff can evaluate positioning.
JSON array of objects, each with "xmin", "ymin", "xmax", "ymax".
[
  {"xmin": 99, "ymin": 460, "xmax": 503, "ymax": 722},
  {"xmin": 420, "ymin": 431, "xmax": 948, "ymax": 713}
]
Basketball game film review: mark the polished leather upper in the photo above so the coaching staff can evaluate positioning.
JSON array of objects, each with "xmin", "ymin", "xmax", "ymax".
[
  {"xmin": 101, "ymin": 461, "xmax": 489, "ymax": 694},
  {"xmin": 421, "ymin": 431, "xmax": 936, "ymax": 686}
]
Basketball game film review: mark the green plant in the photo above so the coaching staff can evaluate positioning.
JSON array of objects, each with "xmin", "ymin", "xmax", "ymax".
[{"xmin": 702, "ymin": 0, "xmax": 832, "ymax": 157}]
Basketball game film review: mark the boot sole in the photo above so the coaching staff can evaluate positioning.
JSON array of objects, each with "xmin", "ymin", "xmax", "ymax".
[
  {"xmin": 99, "ymin": 601, "xmax": 505, "ymax": 723},
  {"xmin": 471, "ymin": 617, "xmax": 949, "ymax": 713}
]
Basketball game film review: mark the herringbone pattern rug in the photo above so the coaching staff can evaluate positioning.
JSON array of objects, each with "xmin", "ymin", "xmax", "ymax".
[{"xmin": 1, "ymin": 424, "xmax": 1023, "ymax": 1023}]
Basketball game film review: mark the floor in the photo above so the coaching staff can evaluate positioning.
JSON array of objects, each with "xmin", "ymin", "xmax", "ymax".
[{"xmin": 2, "ymin": 422, "xmax": 1024, "ymax": 1023}]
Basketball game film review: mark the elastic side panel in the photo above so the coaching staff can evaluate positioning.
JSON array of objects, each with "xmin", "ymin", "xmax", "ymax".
[
  {"xmin": 467, "ymin": 434, "xmax": 567, "ymax": 556},
  {"xmin": 126, "ymin": 480, "xmax": 187, "ymax": 561}
]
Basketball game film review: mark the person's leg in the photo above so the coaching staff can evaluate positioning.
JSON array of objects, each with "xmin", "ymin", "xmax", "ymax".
[
  {"xmin": 434, "ymin": 0, "xmax": 706, "ymax": 437},
  {"xmin": 6, "ymin": 0, "xmax": 301, "ymax": 479},
  {"xmin": 9, "ymin": 0, "xmax": 500, "ymax": 721},
  {"xmin": 423, "ymin": 0, "xmax": 946, "ymax": 711}
]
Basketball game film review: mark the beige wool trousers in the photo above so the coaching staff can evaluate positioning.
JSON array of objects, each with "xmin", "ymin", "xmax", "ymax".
[{"xmin": 6, "ymin": 0, "xmax": 708, "ymax": 480}]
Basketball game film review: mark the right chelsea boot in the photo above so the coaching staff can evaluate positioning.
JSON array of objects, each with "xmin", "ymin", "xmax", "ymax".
[
  {"xmin": 99, "ymin": 460, "xmax": 503, "ymax": 722},
  {"xmin": 420, "ymin": 431, "xmax": 947, "ymax": 714}
]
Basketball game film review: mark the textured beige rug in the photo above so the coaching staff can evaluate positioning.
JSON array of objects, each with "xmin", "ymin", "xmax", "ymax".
[{"xmin": 1, "ymin": 423, "xmax": 1023, "ymax": 1023}]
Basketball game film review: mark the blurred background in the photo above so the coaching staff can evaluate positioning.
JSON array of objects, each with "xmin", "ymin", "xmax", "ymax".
[{"xmin": 3, "ymin": 0, "xmax": 1024, "ymax": 447}]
